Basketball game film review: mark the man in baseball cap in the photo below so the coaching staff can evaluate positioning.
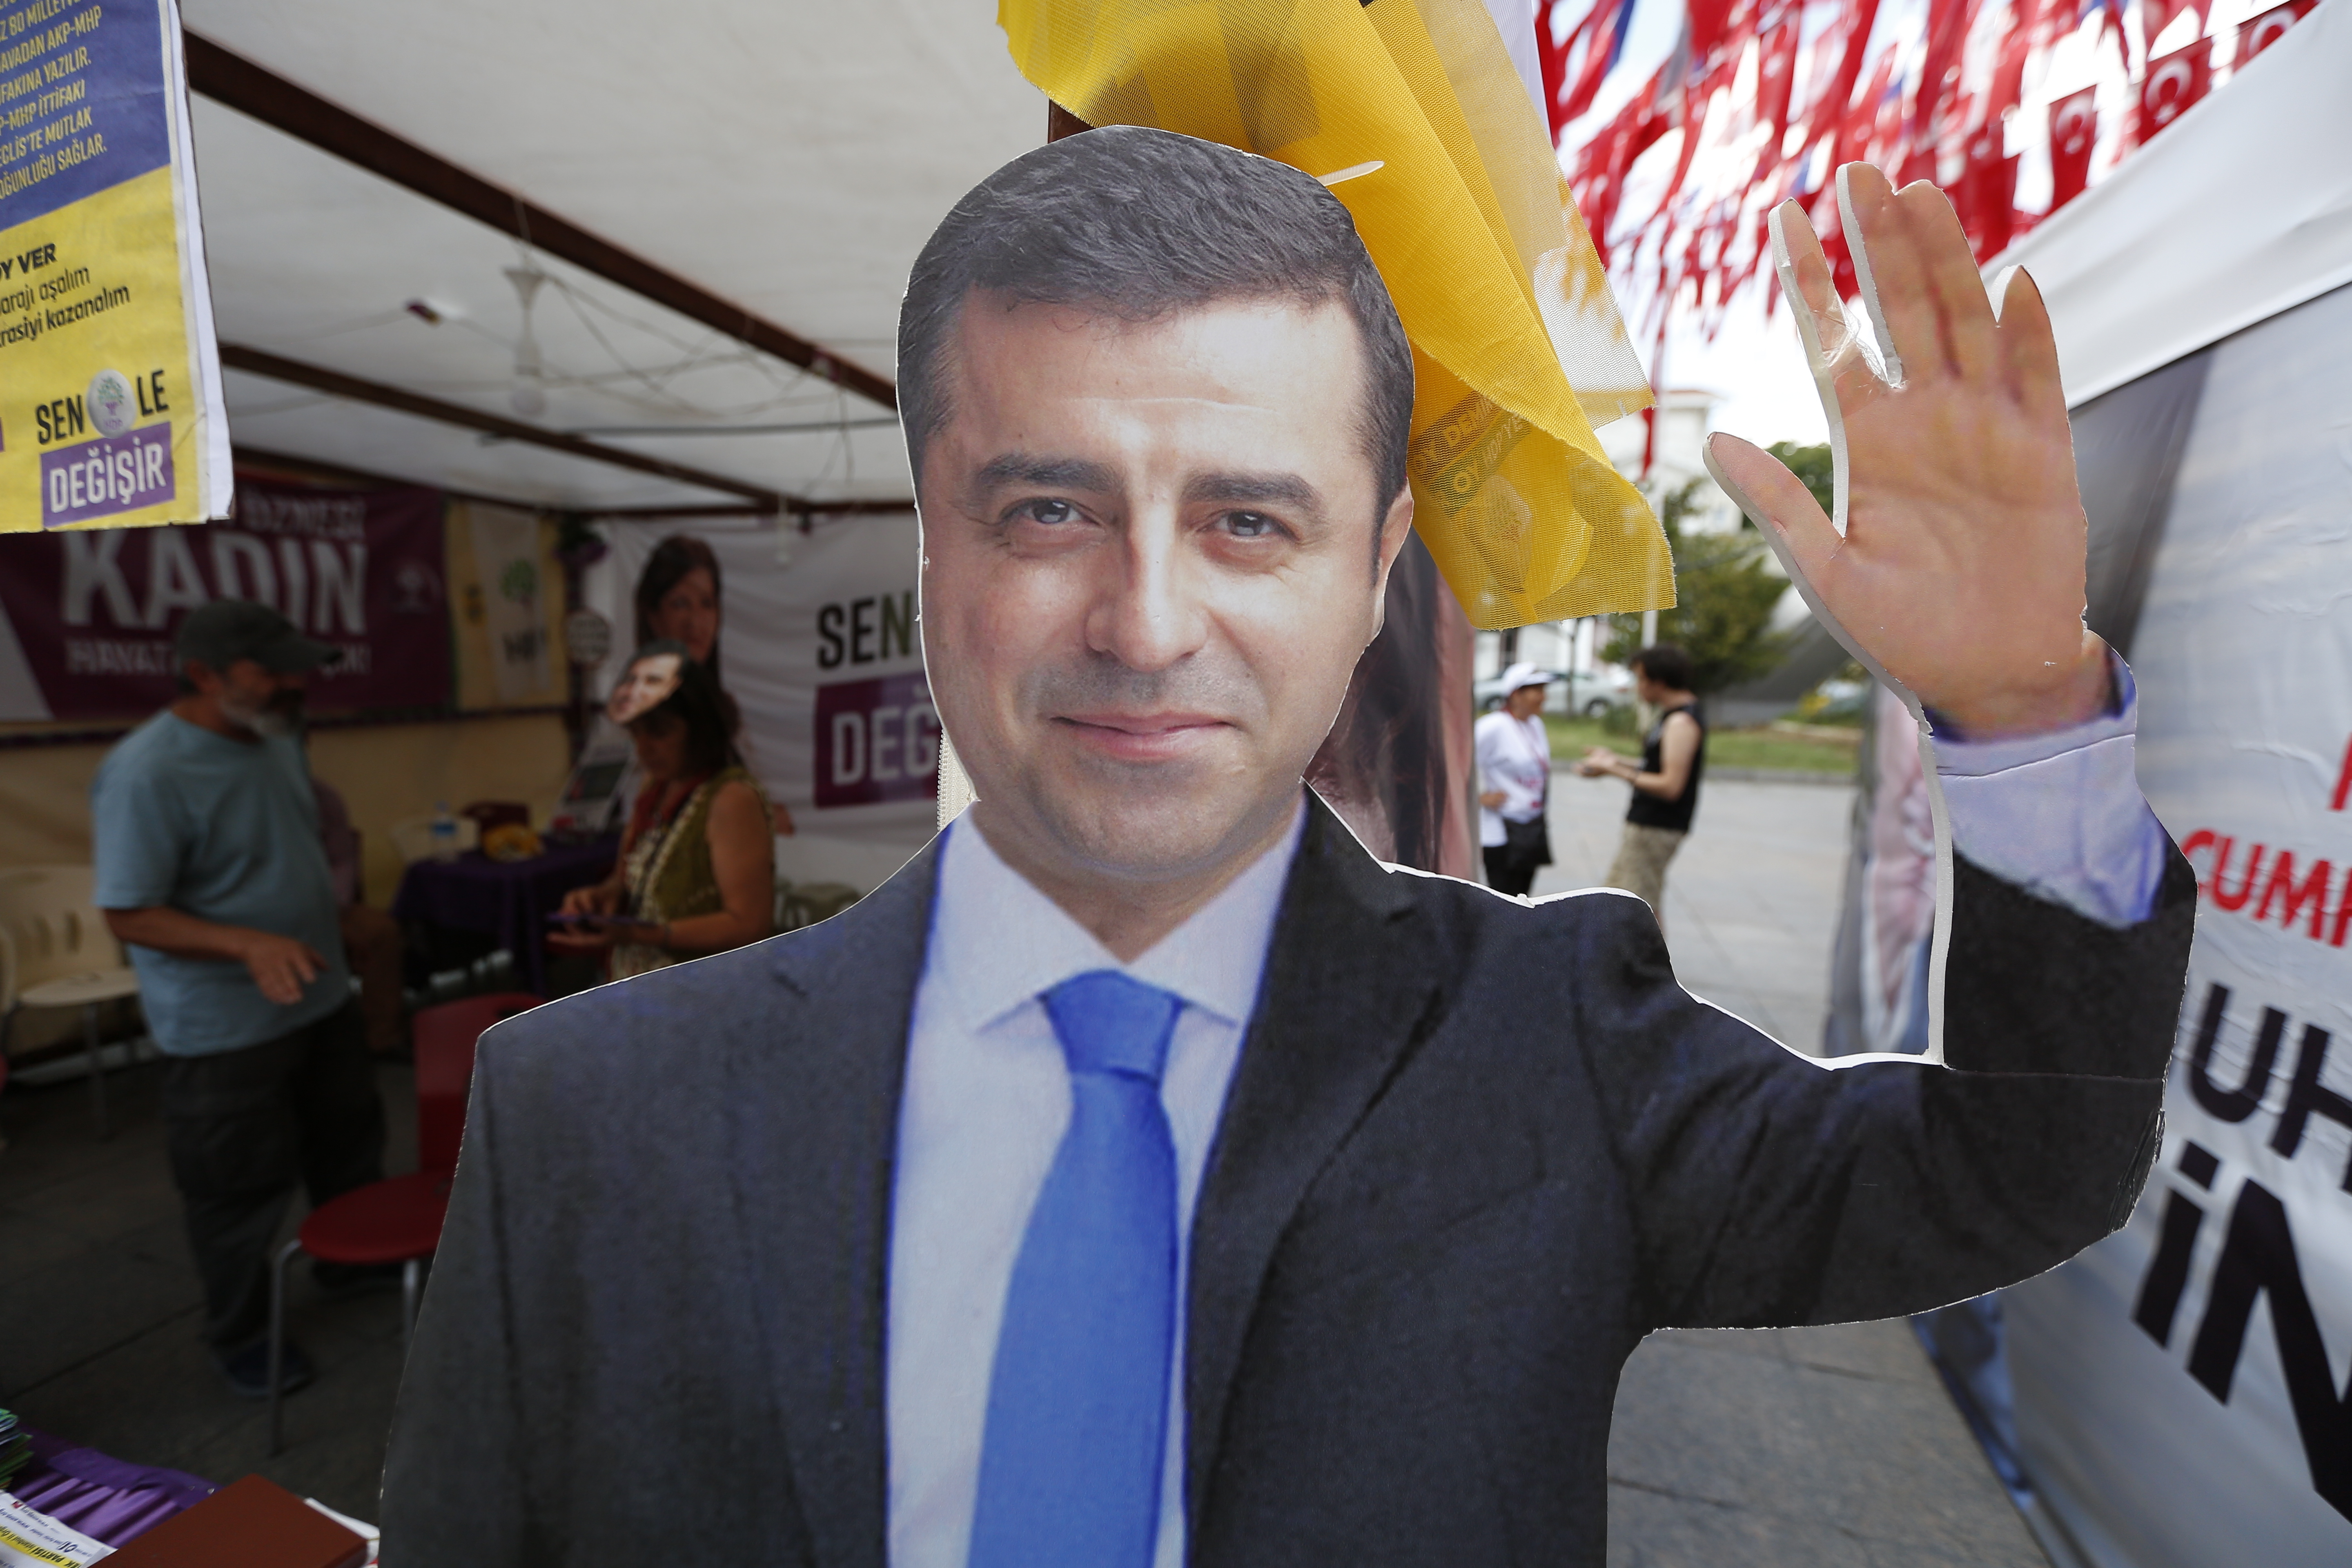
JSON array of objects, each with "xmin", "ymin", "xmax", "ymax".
[
  {"xmin": 175, "ymin": 596, "xmax": 343, "ymax": 666},
  {"xmin": 91, "ymin": 599, "xmax": 384, "ymax": 1399}
]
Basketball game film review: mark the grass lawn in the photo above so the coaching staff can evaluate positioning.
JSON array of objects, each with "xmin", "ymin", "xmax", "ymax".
[{"xmin": 1543, "ymin": 714, "xmax": 1860, "ymax": 778}]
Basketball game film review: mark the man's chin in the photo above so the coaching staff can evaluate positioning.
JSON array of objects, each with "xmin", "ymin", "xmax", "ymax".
[{"xmin": 1025, "ymin": 773, "xmax": 1294, "ymax": 886}]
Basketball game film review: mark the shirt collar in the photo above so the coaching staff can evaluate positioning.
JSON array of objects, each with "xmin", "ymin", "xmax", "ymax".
[{"xmin": 929, "ymin": 795, "xmax": 1307, "ymax": 1034}]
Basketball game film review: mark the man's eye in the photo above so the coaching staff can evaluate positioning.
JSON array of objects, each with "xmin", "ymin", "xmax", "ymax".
[
  {"xmin": 1222, "ymin": 511, "xmax": 1280, "ymax": 539},
  {"xmin": 1018, "ymin": 499, "xmax": 1080, "ymax": 526}
]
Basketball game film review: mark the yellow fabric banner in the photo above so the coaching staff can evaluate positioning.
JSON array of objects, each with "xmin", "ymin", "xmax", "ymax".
[{"xmin": 998, "ymin": 0, "xmax": 1673, "ymax": 626}]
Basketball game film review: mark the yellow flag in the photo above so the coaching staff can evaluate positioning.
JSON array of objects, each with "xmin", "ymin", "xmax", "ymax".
[{"xmin": 997, "ymin": 0, "xmax": 1673, "ymax": 627}]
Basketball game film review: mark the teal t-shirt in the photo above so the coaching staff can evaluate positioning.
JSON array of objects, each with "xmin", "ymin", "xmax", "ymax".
[{"xmin": 91, "ymin": 712, "xmax": 352, "ymax": 1057}]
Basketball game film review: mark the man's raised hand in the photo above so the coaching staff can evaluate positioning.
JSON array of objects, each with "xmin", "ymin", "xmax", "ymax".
[{"xmin": 1704, "ymin": 163, "xmax": 2110, "ymax": 739}]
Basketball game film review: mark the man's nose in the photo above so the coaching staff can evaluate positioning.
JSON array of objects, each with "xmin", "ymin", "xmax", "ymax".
[{"xmin": 1083, "ymin": 516, "xmax": 1209, "ymax": 674}]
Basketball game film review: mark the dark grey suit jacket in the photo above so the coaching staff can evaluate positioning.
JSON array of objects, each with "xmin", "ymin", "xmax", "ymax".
[{"xmin": 380, "ymin": 795, "xmax": 2194, "ymax": 1566}]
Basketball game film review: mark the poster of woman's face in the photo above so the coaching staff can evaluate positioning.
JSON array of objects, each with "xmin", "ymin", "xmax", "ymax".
[{"xmin": 635, "ymin": 535, "xmax": 725, "ymax": 672}]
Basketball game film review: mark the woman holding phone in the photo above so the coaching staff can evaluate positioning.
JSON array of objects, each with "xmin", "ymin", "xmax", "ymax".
[{"xmin": 553, "ymin": 642, "xmax": 774, "ymax": 980}]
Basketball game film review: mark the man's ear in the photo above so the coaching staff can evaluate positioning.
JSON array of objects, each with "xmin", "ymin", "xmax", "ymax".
[{"xmin": 1366, "ymin": 485, "xmax": 1415, "ymax": 642}]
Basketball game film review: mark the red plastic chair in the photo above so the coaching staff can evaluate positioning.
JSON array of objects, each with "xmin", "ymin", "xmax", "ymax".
[{"xmin": 267, "ymin": 991, "xmax": 541, "ymax": 1454}]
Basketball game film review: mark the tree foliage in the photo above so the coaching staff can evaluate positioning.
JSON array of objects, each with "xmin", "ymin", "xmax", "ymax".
[
  {"xmin": 1602, "ymin": 478, "xmax": 1792, "ymax": 694},
  {"xmin": 1766, "ymin": 440, "xmax": 1836, "ymax": 521}
]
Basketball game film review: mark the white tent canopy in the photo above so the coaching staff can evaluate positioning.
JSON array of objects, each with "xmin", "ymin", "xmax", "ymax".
[
  {"xmin": 1994, "ymin": 0, "xmax": 2352, "ymax": 409},
  {"xmin": 180, "ymin": 0, "xmax": 1052, "ymax": 513}
]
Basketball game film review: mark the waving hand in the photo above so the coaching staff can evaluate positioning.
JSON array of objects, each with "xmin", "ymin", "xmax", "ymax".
[{"xmin": 1704, "ymin": 163, "xmax": 2110, "ymax": 739}]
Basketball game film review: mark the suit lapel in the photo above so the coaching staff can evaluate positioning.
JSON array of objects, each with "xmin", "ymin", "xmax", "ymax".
[
  {"xmin": 1183, "ymin": 795, "xmax": 1448, "ymax": 1520},
  {"xmin": 729, "ymin": 838, "xmax": 942, "ymax": 1568}
]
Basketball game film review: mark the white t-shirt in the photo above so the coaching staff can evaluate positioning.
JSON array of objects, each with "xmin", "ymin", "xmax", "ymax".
[{"xmin": 1474, "ymin": 709, "xmax": 1551, "ymax": 847}]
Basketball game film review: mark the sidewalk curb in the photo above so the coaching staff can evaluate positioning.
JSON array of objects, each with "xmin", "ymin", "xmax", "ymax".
[
  {"xmin": 1552, "ymin": 764, "xmax": 1853, "ymax": 787},
  {"xmin": 1709, "ymin": 767, "xmax": 1853, "ymax": 787}
]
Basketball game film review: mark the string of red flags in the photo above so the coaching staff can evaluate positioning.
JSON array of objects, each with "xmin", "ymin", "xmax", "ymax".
[{"xmin": 1541, "ymin": 0, "xmax": 2317, "ymax": 342}]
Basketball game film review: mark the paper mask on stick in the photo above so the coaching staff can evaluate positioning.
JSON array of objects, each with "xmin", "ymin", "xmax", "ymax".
[{"xmin": 606, "ymin": 649, "xmax": 684, "ymax": 726}]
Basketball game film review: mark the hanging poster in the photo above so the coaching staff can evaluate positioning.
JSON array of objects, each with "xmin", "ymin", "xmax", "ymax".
[
  {"xmin": 453, "ymin": 499, "xmax": 559, "ymax": 706},
  {"xmin": 1989, "ymin": 282, "xmax": 2352, "ymax": 1568},
  {"xmin": 595, "ymin": 512, "xmax": 936, "ymax": 852},
  {"xmin": 0, "ymin": 475, "xmax": 449, "ymax": 718},
  {"xmin": 0, "ymin": 0, "xmax": 228, "ymax": 530}
]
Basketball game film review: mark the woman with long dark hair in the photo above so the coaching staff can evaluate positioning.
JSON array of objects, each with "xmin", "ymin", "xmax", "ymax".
[
  {"xmin": 627, "ymin": 531, "xmax": 796, "ymax": 833},
  {"xmin": 554, "ymin": 642, "xmax": 773, "ymax": 978},
  {"xmin": 633, "ymin": 535, "xmax": 724, "ymax": 677}
]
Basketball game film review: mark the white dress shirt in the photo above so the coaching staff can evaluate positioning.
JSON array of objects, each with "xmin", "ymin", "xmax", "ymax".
[
  {"xmin": 888, "ymin": 802, "xmax": 1305, "ymax": 1568},
  {"xmin": 882, "ymin": 677, "xmax": 2170, "ymax": 1568}
]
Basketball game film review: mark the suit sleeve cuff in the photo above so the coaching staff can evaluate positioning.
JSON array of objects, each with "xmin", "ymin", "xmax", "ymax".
[{"xmin": 1927, "ymin": 656, "xmax": 2172, "ymax": 929}]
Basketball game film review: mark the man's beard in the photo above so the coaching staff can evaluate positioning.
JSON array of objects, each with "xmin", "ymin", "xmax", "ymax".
[{"xmin": 223, "ymin": 687, "xmax": 305, "ymax": 737}]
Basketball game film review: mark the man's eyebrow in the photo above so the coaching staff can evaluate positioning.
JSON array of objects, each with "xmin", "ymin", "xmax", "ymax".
[
  {"xmin": 1182, "ymin": 471, "xmax": 1327, "ymax": 518},
  {"xmin": 974, "ymin": 453, "xmax": 1121, "ymax": 492}
]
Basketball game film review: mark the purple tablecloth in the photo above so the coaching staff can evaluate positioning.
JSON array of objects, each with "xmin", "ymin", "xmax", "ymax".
[
  {"xmin": 392, "ymin": 837, "xmax": 617, "ymax": 997},
  {"xmin": 9, "ymin": 1428, "xmax": 216, "ymax": 1546}
]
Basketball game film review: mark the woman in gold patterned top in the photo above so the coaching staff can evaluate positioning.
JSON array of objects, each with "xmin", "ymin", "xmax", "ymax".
[{"xmin": 553, "ymin": 643, "xmax": 773, "ymax": 980}]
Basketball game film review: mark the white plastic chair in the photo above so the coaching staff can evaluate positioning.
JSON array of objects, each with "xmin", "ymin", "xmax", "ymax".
[{"xmin": 0, "ymin": 865, "xmax": 143, "ymax": 1138}]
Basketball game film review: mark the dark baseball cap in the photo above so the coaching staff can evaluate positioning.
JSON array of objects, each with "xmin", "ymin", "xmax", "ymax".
[{"xmin": 174, "ymin": 599, "xmax": 343, "ymax": 674}]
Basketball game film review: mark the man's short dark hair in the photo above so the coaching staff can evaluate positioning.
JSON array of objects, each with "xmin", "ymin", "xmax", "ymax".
[
  {"xmin": 898, "ymin": 126, "xmax": 1415, "ymax": 519},
  {"xmin": 1631, "ymin": 644, "xmax": 1694, "ymax": 693}
]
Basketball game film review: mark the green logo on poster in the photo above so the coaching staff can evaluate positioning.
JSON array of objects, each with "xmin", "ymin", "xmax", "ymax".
[
  {"xmin": 500, "ymin": 557, "xmax": 539, "ymax": 606},
  {"xmin": 86, "ymin": 368, "xmax": 135, "ymax": 436}
]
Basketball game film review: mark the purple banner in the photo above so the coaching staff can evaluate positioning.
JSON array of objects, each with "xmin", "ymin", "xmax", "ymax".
[
  {"xmin": 39, "ymin": 423, "xmax": 174, "ymax": 525},
  {"xmin": 0, "ymin": 475, "xmax": 451, "ymax": 719},
  {"xmin": 814, "ymin": 669, "xmax": 938, "ymax": 808}
]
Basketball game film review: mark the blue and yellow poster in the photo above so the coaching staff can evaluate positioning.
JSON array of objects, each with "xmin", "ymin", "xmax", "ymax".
[{"xmin": 0, "ymin": 0, "xmax": 226, "ymax": 530}]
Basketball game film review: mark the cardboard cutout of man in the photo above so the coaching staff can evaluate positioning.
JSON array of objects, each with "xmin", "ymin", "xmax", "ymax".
[{"xmin": 381, "ymin": 131, "xmax": 2192, "ymax": 1565}]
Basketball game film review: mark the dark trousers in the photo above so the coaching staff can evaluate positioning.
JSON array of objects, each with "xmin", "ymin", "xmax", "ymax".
[
  {"xmin": 1483, "ymin": 844, "xmax": 1539, "ymax": 896},
  {"xmin": 160, "ymin": 999, "xmax": 386, "ymax": 1353}
]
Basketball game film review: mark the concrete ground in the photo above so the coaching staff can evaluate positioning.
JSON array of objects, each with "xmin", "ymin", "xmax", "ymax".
[
  {"xmin": 0, "ymin": 775, "xmax": 2038, "ymax": 1561},
  {"xmin": 1537, "ymin": 769, "xmax": 1856, "ymax": 1050},
  {"xmin": 1544, "ymin": 771, "xmax": 2045, "ymax": 1567},
  {"xmin": 0, "ymin": 1054, "xmax": 416, "ymax": 1527}
]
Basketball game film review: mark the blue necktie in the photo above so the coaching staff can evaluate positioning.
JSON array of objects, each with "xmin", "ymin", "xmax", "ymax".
[{"xmin": 967, "ymin": 970, "xmax": 1183, "ymax": 1568}]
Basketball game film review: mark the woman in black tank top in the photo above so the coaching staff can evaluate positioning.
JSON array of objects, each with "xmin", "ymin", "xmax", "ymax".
[
  {"xmin": 1579, "ymin": 646, "xmax": 1706, "ymax": 930},
  {"xmin": 1627, "ymin": 701, "xmax": 1706, "ymax": 833}
]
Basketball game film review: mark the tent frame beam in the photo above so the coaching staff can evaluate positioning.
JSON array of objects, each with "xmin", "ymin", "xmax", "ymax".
[
  {"xmin": 222, "ymin": 343, "xmax": 787, "ymax": 510},
  {"xmin": 231, "ymin": 445, "xmax": 909, "ymax": 521},
  {"xmin": 185, "ymin": 33, "xmax": 898, "ymax": 412}
]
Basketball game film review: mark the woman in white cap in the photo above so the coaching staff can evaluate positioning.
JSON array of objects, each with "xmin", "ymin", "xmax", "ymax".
[{"xmin": 1475, "ymin": 662, "xmax": 1554, "ymax": 895}]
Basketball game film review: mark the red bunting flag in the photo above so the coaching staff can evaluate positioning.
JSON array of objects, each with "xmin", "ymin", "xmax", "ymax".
[
  {"xmin": 1915, "ymin": 0, "xmax": 1983, "ymax": 145},
  {"xmin": 2139, "ymin": 0, "xmax": 2210, "ymax": 51},
  {"xmin": 2048, "ymin": 86, "xmax": 2098, "ymax": 209},
  {"xmin": 2235, "ymin": 0, "xmax": 2314, "ymax": 67},
  {"xmin": 1755, "ymin": 0, "xmax": 1803, "ymax": 160},
  {"xmin": 1958, "ymin": 122, "xmax": 2020, "ymax": 257},
  {"xmin": 1550, "ymin": 0, "xmax": 2258, "ymax": 326},
  {"xmin": 2137, "ymin": 37, "xmax": 2211, "ymax": 141}
]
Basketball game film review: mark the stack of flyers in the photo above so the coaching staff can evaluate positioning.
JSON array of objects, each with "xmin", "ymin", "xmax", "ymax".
[
  {"xmin": 0, "ymin": 1491, "xmax": 111, "ymax": 1566},
  {"xmin": 0, "ymin": 1411, "xmax": 26, "ymax": 1492}
]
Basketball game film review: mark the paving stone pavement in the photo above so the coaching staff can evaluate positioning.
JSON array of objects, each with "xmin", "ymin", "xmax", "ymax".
[{"xmin": 1543, "ymin": 771, "xmax": 2047, "ymax": 1566}]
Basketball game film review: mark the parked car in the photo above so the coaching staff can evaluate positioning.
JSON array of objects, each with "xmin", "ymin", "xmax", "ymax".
[{"xmin": 1473, "ymin": 664, "xmax": 1634, "ymax": 717}]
